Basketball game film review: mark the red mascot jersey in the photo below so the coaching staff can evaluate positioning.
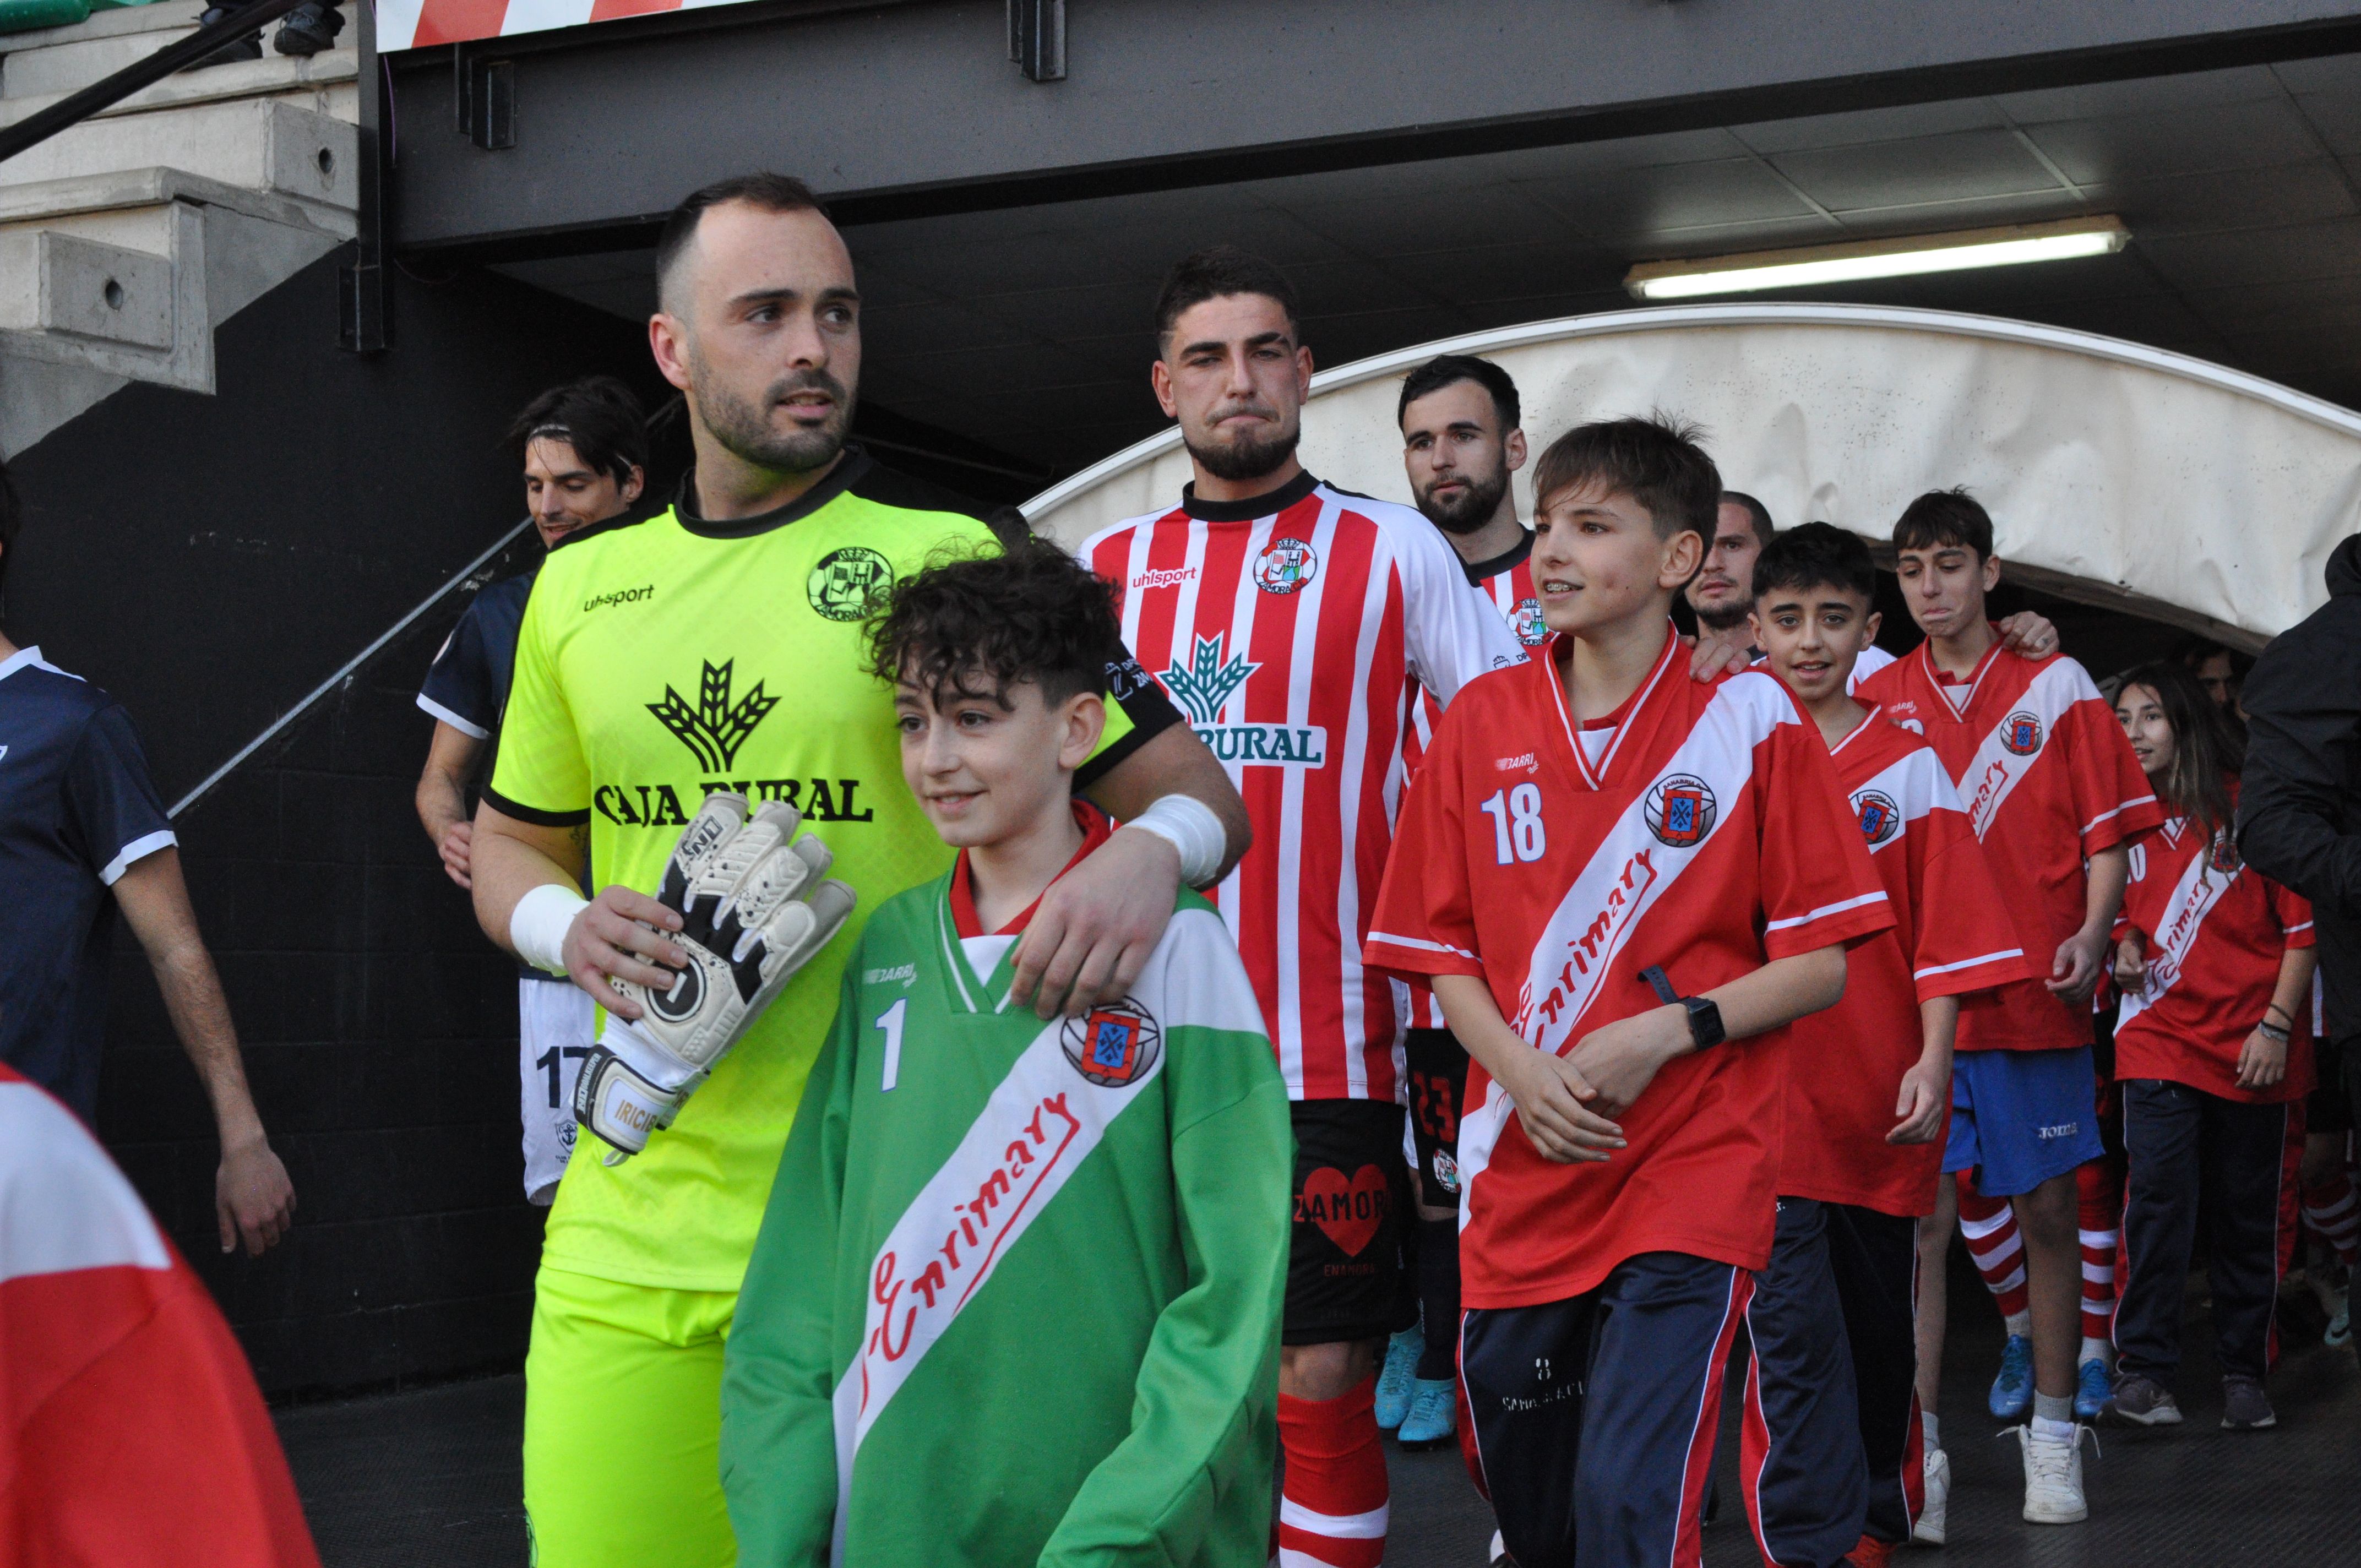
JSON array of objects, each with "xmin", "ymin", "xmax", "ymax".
[{"xmin": 1368, "ymin": 631, "xmax": 1892, "ymax": 1306}]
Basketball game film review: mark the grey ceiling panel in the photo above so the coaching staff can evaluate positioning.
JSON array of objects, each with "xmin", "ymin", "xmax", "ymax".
[
  {"xmin": 2080, "ymin": 161, "xmax": 2359, "ymax": 240},
  {"xmin": 1729, "ymin": 99, "xmax": 2008, "ymax": 156},
  {"xmin": 2138, "ymin": 216, "xmax": 2361, "ymax": 291},
  {"xmin": 2020, "ymin": 98, "xmax": 2327, "ymax": 185},
  {"xmin": 1524, "ymin": 158, "xmax": 1825, "ymax": 241},
  {"xmin": 2291, "ymin": 90, "xmax": 2361, "ymax": 156},
  {"xmin": 1286, "ymin": 184, "xmax": 1573, "ymax": 258},
  {"xmin": 1768, "ymin": 129, "xmax": 2063, "ymax": 210},
  {"xmin": 1990, "ymin": 66, "xmax": 2286, "ymax": 123}
]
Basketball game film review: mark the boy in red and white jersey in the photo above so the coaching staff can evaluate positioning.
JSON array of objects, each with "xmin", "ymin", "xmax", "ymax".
[
  {"xmin": 2106, "ymin": 663, "xmax": 2316, "ymax": 1431},
  {"xmin": 1854, "ymin": 488, "xmax": 2163, "ymax": 1526},
  {"xmin": 1738, "ymin": 524, "xmax": 2031, "ymax": 1568},
  {"xmin": 1080, "ymin": 249, "xmax": 1524, "ymax": 1568},
  {"xmin": 1367, "ymin": 417, "xmax": 1893, "ymax": 1568},
  {"xmin": 1381, "ymin": 353, "xmax": 1548, "ymax": 1452}
]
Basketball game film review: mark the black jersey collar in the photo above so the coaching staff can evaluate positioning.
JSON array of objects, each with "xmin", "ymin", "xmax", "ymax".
[
  {"xmin": 1460, "ymin": 528, "xmax": 1533, "ymax": 587},
  {"xmin": 1179, "ymin": 467, "xmax": 1319, "ymax": 524},
  {"xmin": 672, "ymin": 446, "xmax": 875, "ymax": 538}
]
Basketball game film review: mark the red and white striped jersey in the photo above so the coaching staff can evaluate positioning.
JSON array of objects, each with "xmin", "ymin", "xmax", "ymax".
[
  {"xmin": 1366, "ymin": 632, "xmax": 1895, "ymax": 1306},
  {"xmin": 2115, "ymin": 798, "xmax": 2316, "ymax": 1103},
  {"xmin": 1081, "ymin": 472, "xmax": 1526, "ymax": 1102},
  {"xmin": 1402, "ymin": 535, "xmax": 1546, "ymax": 1028},
  {"xmin": 1857, "ymin": 639, "xmax": 2163, "ymax": 1053},
  {"xmin": 0, "ymin": 1066, "xmax": 320, "ymax": 1565},
  {"xmin": 1780, "ymin": 710, "xmax": 2031, "ymax": 1218}
]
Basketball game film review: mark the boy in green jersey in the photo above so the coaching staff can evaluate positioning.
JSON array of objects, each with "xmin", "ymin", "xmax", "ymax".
[{"xmin": 720, "ymin": 542, "xmax": 1292, "ymax": 1567}]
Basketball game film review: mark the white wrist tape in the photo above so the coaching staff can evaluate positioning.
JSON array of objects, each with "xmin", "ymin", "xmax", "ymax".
[
  {"xmin": 510, "ymin": 883, "xmax": 589, "ymax": 976},
  {"xmin": 1127, "ymin": 793, "xmax": 1227, "ymax": 888}
]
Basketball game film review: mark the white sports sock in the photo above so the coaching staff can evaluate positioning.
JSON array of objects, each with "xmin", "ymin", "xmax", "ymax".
[
  {"xmin": 2079, "ymin": 1336, "xmax": 2114, "ymax": 1366},
  {"xmin": 2032, "ymin": 1392, "xmax": 2075, "ymax": 1432},
  {"xmin": 1922, "ymin": 1412, "xmax": 1942, "ymax": 1451},
  {"xmin": 2004, "ymin": 1310, "xmax": 2032, "ymax": 1337}
]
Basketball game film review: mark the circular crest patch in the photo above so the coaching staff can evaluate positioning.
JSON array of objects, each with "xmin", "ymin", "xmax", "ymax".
[
  {"xmin": 1062, "ymin": 997, "xmax": 1164, "ymax": 1087},
  {"xmin": 2000, "ymin": 710, "xmax": 2044, "ymax": 756},
  {"xmin": 1253, "ymin": 537, "xmax": 1320, "ymax": 595},
  {"xmin": 1852, "ymin": 788, "xmax": 1903, "ymax": 846},
  {"xmin": 2207, "ymin": 831, "xmax": 2243, "ymax": 875},
  {"xmin": 1510, "ymin": 597, "xmax": 1548, "ymax": 646},
  {"xmin": 1645, "ymin": 773, "xmax": 1718, "ymax": 848},
  {"xmin": 807, "ymin": 546, "xmax": 896, "ymax": 622},
  {"xmin": 1433, "ymin": 1148, "xmax": 1462, "ymax": 1195}
]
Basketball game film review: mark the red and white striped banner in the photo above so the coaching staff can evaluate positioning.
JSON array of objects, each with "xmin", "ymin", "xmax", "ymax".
[{"xmin": 378, "ymin": 0, "xmax": 757, "ymax": 51}]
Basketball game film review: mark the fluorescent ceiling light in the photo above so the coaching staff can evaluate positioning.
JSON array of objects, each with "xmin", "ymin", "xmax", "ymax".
[{"xmin": 1625, "ymin": 217, "xmax": 2131, "ymax": 301}]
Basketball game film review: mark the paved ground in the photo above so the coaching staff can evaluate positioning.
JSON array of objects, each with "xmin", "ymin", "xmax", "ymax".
[{"xmin": 277, "ymin": 1265, "xmax": 2360, "ymax": 1566}]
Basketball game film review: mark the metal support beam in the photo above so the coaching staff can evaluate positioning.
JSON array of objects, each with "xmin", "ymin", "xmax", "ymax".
[
  {"xmin": 1008, "ymin": 0, "xmax": 1064, "ymax": 82},
  {"xmin": 341, "ymin": 0, "xmax": 390, "ymax": 352}
]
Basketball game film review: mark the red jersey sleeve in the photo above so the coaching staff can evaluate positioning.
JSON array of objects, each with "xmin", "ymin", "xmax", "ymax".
[
  {"xmin": 2061, "ymin": 694, "xmax": 2166, "ymax": 855},
  {"xmin": 1367, "ymin": 699, "xmax": 1485, "ymax": 979},
  {"xmin": 1909, "ymin": 797, "xmax": 2034, "ymax": 1001},
  {"xmin": 1758, "ymin": 709, "xmax": 1897, "ymax": 957},
  {"xmin": 2275, "ymin": 877, "xmax": 2318, "ymax": 950}
]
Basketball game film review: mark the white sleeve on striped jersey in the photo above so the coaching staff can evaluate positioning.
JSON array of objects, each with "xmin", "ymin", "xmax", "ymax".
[{"xmin": 1381, "ymin": 503, "xmax": 1527, "ymax": 707}]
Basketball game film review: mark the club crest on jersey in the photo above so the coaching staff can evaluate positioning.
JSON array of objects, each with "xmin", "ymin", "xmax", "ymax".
[
  {"xmin": 1645, "ymin": 774, "xmax": 1718, "ymax": 848},
  {"xmin": 2001, "ymin": 711, "xmax": 2043, "ymax": 756},
  {"xmin": 1253, "ymin": 537, "xmax": 1319, "ymax": 595},
  {"xmin": 1853, "ymin": 789, "xmax": 1903, "ymax": 846},
  {"xmin": 1157, "ymin": 631, "xmax": 1328, "ymax": 766},
  {"xmin": 2207, "ymin": 830, "xmax": 2243, "ymax": 875},
  {"xmin": 1510, "ymin": 597, "xmax": 1548, "ymax": 646},
  {"xmin": 807, "ymin": 546, "xmax": 895, "ymax": 623},
  {"xmin": 1062, "ymin": 999, "xmax": 1162, "ymax": 1087}
]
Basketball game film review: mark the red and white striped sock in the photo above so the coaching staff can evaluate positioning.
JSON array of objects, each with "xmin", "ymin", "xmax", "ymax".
[
  {"xmin": 1956, "ymin": 1184, "xmax": 2031, "ymax": 1330},
  {"xmin": 1277, "ymin": 1380, "xmax": 1388, "ymax": 1568},
  {"xmin": 2304, "ymin": 1173, "xmax": 2361, "ymax": 1267},
  {"xmin": 2076, "ymin": 1157, "xmax": 2121, "ymax": 1354}
]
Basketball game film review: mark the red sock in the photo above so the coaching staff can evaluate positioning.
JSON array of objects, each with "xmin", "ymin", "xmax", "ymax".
[
  {"xmin": 2076, "ymin": 1157, "xmax": 2121, "ymax": 1345},
  {"xmin": 1277, "ymin": 1379, "xmax": 1388, "ymax": 1568},
  {"xmin": 1955, "ymin": 1182, "xmax": 2030, "ymax": 1322},
  {"xmin": 2304, "ymin": 1173, "xmax": 2360, "ymax": 1266}
]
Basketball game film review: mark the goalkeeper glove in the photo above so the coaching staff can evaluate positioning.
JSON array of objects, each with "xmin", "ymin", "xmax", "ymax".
[{"xmin": 575, "ymin": 792, "xmax": 855, "ymax": 1163}]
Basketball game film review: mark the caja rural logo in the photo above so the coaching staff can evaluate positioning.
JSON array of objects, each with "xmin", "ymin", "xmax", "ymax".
[
  {"xmin": 593, "ymin": 658, "xmax": 880, "ymax": 828},
  {"xmin": 1158, "ymin": 633, "xmax": 1327, "ymax": 766}
]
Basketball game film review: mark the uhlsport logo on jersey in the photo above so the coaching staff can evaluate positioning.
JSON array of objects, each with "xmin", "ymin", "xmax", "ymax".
[
  {"xmin": 1253, "ymin": 536, "xmax": 1319, "ymax": 595},
  {"xmin": 807, "ymin": 546, "xmax": 895, "ymax": 622},
  {"xmin": 2001, "ymin": 710, "xmax": 2044, "ymax": 756},
  {"xmin": 1510, "ymin": 597, "xmax": 1548, "ymax": 646},
  {"xmin": 1062, "ymin": 998, "xmax": 1162, "ymax": 1087},
  {"xmin": 1853, "ymin": 789, "xmax": 1903, "ymax": 846},
  {"xmin": 1645, "ymin": 774, "xmax": 1718, "ymax": 847},
  {"xmin": 1157, "ymin": 631, "xmax": 1328, "ymax": 766}
]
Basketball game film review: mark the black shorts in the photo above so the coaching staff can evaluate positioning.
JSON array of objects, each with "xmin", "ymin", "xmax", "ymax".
[
  {"xmin": 1287, "ymin": 1099, "xmax": 1417, "ymax": 1346},
  {"xmin": 1406, "ymin": 1027, "xmax": 1471, "ymax": 1205},
  {"xmin": 2310, "ymin": 1034, "xmax": 2354, "ymax": 1135}
]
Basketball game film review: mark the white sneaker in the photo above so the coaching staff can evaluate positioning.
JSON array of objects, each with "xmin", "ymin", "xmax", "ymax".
[
  {"xmin": 1913, "ymin": 1445, "xmax": 1949, "ymax": 1545},
  {"xmin": 2015, "ymin": 1425, "xmax": 2090, "ymax": 1525}
]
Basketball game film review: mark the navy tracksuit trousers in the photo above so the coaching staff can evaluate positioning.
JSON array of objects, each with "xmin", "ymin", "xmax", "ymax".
[
  {"xmin": 1740, "ymin": 1196, "xmax": 1924, "ymax": 1564},
  {"xmin": 2117, "ymin": 1079, "xmax": 2292, "ymax": 1383},
  {"xmin": 1461, "ymin": 1253, "xmax": 1749, "ymax": 1568}
]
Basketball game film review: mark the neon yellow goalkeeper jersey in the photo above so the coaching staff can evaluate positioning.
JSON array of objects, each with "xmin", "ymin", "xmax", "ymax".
[{"xmin": 488, "ymin": 450, "xmax": 1178, "ymax": 1292}]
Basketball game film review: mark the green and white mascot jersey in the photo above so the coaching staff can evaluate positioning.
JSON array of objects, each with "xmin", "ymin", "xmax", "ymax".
[{"xmin": 721, "ymin": 871, "xmax": 1292, "ymax": 1567}]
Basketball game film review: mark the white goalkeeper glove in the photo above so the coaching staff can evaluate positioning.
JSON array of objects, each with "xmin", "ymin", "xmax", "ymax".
[{"xmin": 575, "ymin": 792, "xmax": 856, "ymax": 1162}]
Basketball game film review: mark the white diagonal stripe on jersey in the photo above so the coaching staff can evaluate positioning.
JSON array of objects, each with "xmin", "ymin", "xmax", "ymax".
[
  {"xmin": 1279, "ymin": 1497, "xmax": 1391, "ymax": 1539},
  {"xmin": 1952, "ymin": 658, "xmax": 2098, "ymax": 841},
  {"xmin": 2117, "ymin": 832, "xmax": 2228, "ymax": 1029},
  {"xmin": 831, "ymin": 1019, "xmax": 1163, "ymax": 1560},
  {"xmin": 1, "ymin": 1082, "xmax": 170, "ymax": 1283}
]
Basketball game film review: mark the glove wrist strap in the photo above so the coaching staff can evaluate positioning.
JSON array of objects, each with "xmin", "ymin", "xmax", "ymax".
[{"xmin": 575, "ymin": 1048, "xmax": 692, "ymax": 1164}]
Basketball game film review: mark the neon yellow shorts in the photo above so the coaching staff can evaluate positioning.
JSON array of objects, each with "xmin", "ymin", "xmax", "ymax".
[{"xmin": 523, "ymin": 1264, "xmax": 739, "ymax": 1568}]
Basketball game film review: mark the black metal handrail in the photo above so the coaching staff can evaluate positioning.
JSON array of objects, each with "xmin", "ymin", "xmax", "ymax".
[{"xmin": 0, "ymin": 0, "xmax": 316, "ymax": 166}]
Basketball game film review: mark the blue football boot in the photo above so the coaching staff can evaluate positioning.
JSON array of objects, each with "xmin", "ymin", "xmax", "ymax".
[
  {"xmin": 2074, "ymin": 1356, "xmax": 2112, "ymax": 1422},
  {"xmin": 1397, "ymin": 1378, "xmax": 1457, "ymax": 1449},
  {"xmin": 1374, "ymin": 1325, "xmax": 1422, "ymax": 1430},
  {"xmin": 1988, "ymin": 1333, "xmax": 2034, "ymax": 1420}
]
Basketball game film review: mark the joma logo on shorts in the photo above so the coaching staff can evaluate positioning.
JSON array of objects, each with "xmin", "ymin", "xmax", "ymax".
[{"xmin": 2036, "ymin": 1121, "xmax": 2081, "ymax": 1140}]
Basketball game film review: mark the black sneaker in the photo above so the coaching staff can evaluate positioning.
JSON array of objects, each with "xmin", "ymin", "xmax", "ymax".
[
  {"xmin": 2102, "ymin": 1370, "xmax": 2183, "ymax": 1425},
  {"xmin": 273, "ymin": 2, "xmax": 345, "ymax": 56},
  {"xmin": 181, "ymin": 6, "xmax": 264, "ymax": 70},
  {"xmin": 2220, "ymin": 1375, "xmax": 2277, "ymax": 1431}
]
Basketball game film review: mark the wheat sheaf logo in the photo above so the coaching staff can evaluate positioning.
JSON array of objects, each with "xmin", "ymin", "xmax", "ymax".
[
  {"xmin": 647, "ymin": 659, "xmax": 779, "ymax": 772},
  {"xmin": 1161, "ymin": 634, "xmax": 1259, "ymax": 726}
]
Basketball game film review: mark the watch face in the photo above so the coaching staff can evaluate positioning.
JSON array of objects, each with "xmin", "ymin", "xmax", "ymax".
[{"xmin": 1688, "ymin": 997, "xmax": 1726, "ymax": 1048}]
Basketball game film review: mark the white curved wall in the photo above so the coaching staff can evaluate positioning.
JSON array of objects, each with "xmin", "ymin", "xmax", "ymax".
[{"xmin": 1025, "ymin": 304, "xmax": 2361, "ymax": 645}]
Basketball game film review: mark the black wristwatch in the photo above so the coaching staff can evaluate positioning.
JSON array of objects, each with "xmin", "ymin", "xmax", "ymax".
[{"xmin": 1640, "ymin": 966, "xmax": 1725, "ymax": 1049}]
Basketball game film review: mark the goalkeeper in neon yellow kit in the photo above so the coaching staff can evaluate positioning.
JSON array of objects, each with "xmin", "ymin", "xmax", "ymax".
[{"xmin": 721, "ymin": 542, "xmax": 1291, "ymax": 1566}]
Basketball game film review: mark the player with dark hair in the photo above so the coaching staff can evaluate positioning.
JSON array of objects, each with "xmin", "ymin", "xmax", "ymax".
[
  {"xmin": 416, "ymin": 376, "xmax": 650, "ymax": 1205},
  {"xmin": 1369, "ymin": 417, "xmax": 1894, "ymax": 1568},
  {"xmin": 1081, "ymin": 247, "xmax": 1523, "ymax": 1568},
  {"xmin": 720, "ymin": 541, "xmax": 1291, "ymax": 1564},
  {"xmin": 2108, "ymin": 661, "xmax": 2315, "ymax": 1431},
  {"xmin": 1741, "ymin": 522, "xmax": 2027, "ymax": 1567},
  {"xmin": 468, "ymin": 174, "xmax": 1246, "ymax": 1568},
  {"xmin": 1857, "ymin": 487, "xmax": 2163, "ymax": 1528}
]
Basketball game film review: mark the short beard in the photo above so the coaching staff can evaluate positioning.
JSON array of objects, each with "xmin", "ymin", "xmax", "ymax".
[
  {"xmin": 1185, "ymin": 420, "xmax": 1300, "ymax": 484},
  {"xmin": 1417, "ymin": 469, "xmax": 1511, "ymax": 536},
  {"xmin": 694, "ymin": 358, "xmax": 853, "ymax": 477},
  {"xmin": 1693, "ymin": 596, "xmax": 1754, "ymax": 634}
]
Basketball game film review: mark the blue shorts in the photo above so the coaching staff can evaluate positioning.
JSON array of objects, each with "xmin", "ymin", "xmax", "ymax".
[{"xmin": 1943, "ymin": 1046, "xmax": 2103, "ymax": 1197}]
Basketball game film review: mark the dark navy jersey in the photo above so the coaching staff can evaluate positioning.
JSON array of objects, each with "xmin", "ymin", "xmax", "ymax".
[
  {"xmin": 0, "ymin": 646, "xmax": 177, "ymax": 1121},
  {"xmin": 417, "ymin": 569, "xmax": 537, "ymax": 743}
]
